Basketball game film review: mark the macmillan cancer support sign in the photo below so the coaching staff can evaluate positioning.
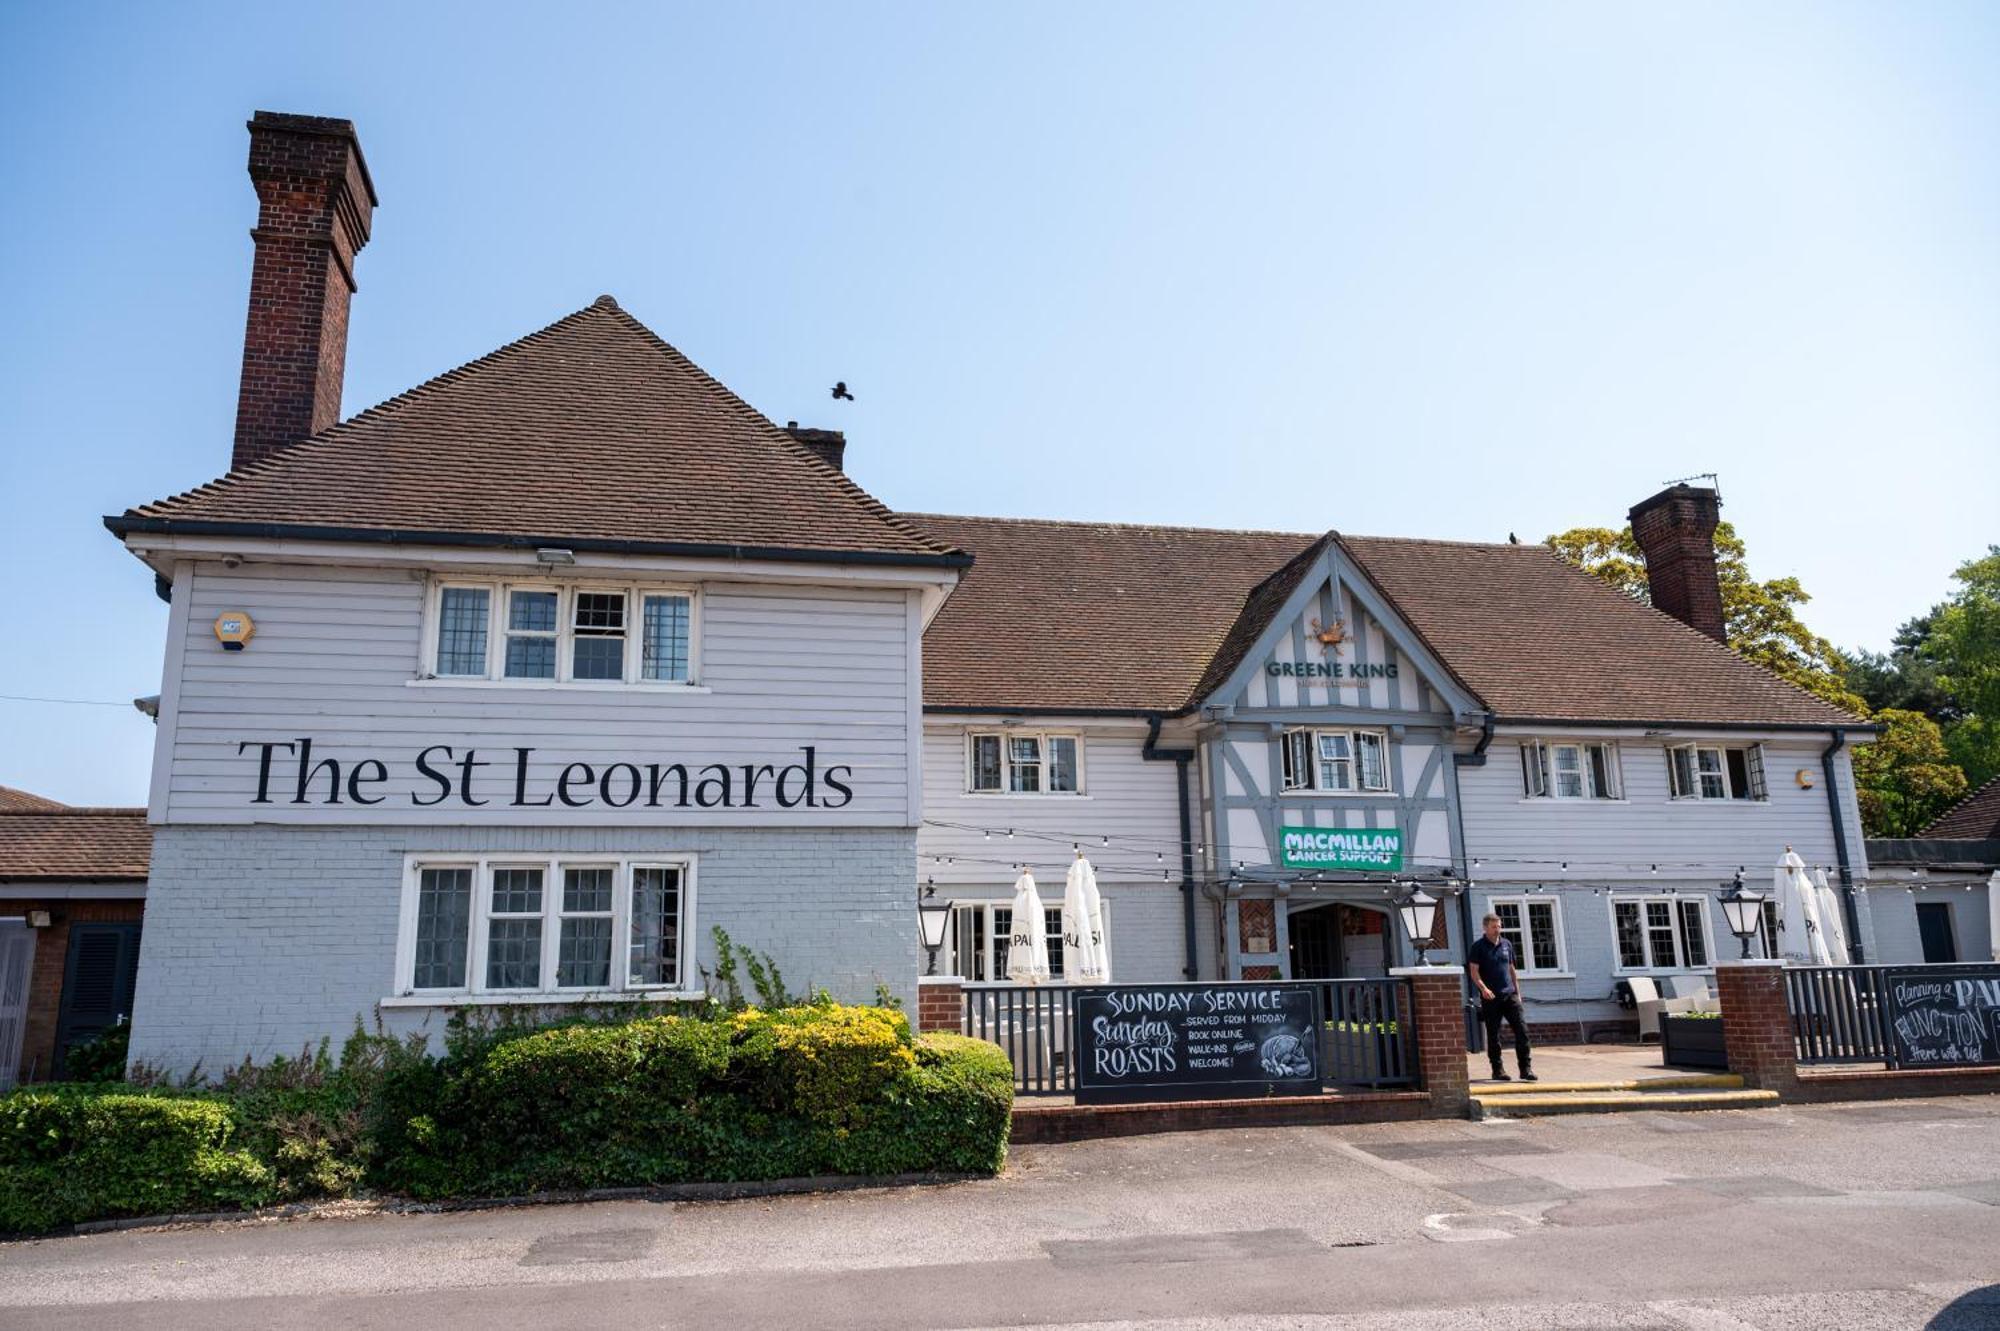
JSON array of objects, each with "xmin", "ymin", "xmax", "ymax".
[{"xmin": 1278, "ymin": 825, "xmax": 1403, "ymax": 873}]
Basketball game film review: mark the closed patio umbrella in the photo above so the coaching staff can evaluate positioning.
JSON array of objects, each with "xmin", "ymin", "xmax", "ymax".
[
  {"xmin": 1775, "ymin": 849, "xmax": 1832, "ymax": 965},
  {"xmin": 1811, "ymin": 867, "xmax": 1851, "ymax": 966},
  {"xmin": 1063, "ymin": 855, "xmax": 1111, "ymax": 983},
  {"xmin": 1006, "ymin": 870, "xmax": 1051, "ymax": 984}
]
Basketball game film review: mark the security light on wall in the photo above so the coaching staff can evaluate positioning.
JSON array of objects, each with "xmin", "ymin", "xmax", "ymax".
[{"xmin": 535, "ymin": 547, "xmax": 576, "ymax": 565}]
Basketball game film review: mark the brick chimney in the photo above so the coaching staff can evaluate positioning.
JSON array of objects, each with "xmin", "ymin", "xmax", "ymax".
[
  {"xmin": 1629, "ymin": 484, "xmax": 1726, "ymax": 643},
  {"xmin": 784, "ymin": 422, "xmax": 846, "ymax": 472},
  {"xmin": 231, "ymin": 112, "xmax": 377, "ymax": 472}
]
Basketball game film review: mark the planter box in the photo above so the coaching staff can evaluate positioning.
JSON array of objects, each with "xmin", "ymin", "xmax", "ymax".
[{"xmin": 1660, "ymin": 1014, "xmax": 1729, "ymax": 1070}]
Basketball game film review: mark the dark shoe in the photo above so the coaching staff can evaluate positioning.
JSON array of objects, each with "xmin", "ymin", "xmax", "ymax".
[
  {"xmin": 1520, "ymin": 1070, "xmax": 1538, "ymax": 1082},
  {"xmin": 1489, "ymin": 1070, "xmax": 1511, "ymax": 1081}
]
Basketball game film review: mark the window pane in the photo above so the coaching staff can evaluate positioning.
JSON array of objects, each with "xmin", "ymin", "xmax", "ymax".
[
  {"xmin": 486, "ymin": 919, "xmax": 542, "ymax": 989},
  {"xmin": 1645, "ymin": 900, "xmax": 1678, "ymax": 968},
  {"xmin": 628, "ymin": 866, "xmax": 682, "ymax": 987},
  {"xmin": 971, "ymin": 735, "xmax": 1002, "ymax": 791},
  {"xmin": 1614, "ymin": 902, "xmax": 1646, "ymax": 969},
  {"xmin": 435, "ymin": 588, "xmax": 490, "ymax": 676},
  {"xmin": 1317, "ymin": 733, "xmax": 1353, "ymax": 791},
  {"xmin": 1677, "ymin": 900, "xmax": 1708, "ymax": 969},
  {"xmin": 1527, "ymin": 903, "xmax": 1561, "ymax": 971},
  {"xmin": 563, "ymin": 866, "xmax": 614, "ymax": 913},
  {"xmin": 1742, "ymin": 745, "xmax": 1767, "ymax": 801},
  {"xmin": 505, "ymin": 635, "xmax": 557, "ymax": 679},
  {"xmin": 1008, "ymin": 738, "xmax": 1042, "ymax": 793},
  {"xmin": 641, "ymin": 595, "xmax": 691, "ymax": 682},
  {"xmin": 572, "ymin": 636, "xmax": 623, "ymax": 681},
  {"xmin": 1356, "ymin": 734, "xmax": 1388, "ymax": 790},
  {"xmin": 558, "ymin": 916, "xmax": 612, "ymax": 988},
  {"xmin": 508, "ymin": 590, "xmax": 559, "ymax": 633},
  {"xmin": 1494, "ymin": 901, "xmax": 1525, "ymax": 960},
  {"xmin": 413, "ymin": 867, "xmax": 472, "ymax": 988},
  {"xmin": 573, "ymin": 592, "xmax": 626, "ymax": 631},
  {"xmin": 1669, "ymin": 747, "xmax": 1696, "ymax": 799},
  {"xmin": 1049, "ymin": 737, "xmax": 1078, "ymax": 793},
  {"xmin": 1725, "ymin": 748, "xmax": 1754, "ymax": 801},
  {"xmin": 991, "ymin": 906, "xmax": 1013, "ymax": 978},
  {"xmin": 1698, "ymin": 747, "xmax": 1728, "ymax": 800},
  {"xmin": 1553, "ymin": 745, "xmax": 1584, "ymax": 799},
  {"xmin": 1520, "ymin": 743, "xmax": 1546, "ymax": 798},
  {"xmin": 950, "ymin": 907, "xmax": 987, "ymax": 981},
  {"xmin": 1044, "ymin": 906, "xmax": 1065, "ymax": 979},
  {"xmin": 1588, "ymin": 745, "xmax": 1615, "ymax": 799},
  {"xmin": 1282, "ymin": 731, "xmax": 1306, "ymax": 790},
  {"xmin": 490, "ymin": 868, "xmax": 543, "ymax": 914}
]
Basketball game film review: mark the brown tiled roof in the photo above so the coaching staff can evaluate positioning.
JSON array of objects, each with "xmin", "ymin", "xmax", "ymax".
[
  {"xmin": 912, "ymin": 515, "xmax": 1863, "ymax": 728},
  {"xmin": 909, "ymin": 515, "xmax": 1317, "ymax": 712},
  {"xmin": 109, "ymin": 298, "xmax": 965, "ymax": 568},
  {"xmin": 0, "ymin": 786, "xmax": 65, "ymax": 813},
  {"xmin": 0, "ymin": 809, "xmax": 151, "ymax": 881},
  {"xmin": 1923, "ymin": 776, "xmax": 2000, "ymax": 840}
]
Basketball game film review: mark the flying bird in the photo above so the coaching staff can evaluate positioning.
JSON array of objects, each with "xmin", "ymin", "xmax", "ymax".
[{"xmin": 831, "ymin": 381, "xmax": 854, "ymax": 401}]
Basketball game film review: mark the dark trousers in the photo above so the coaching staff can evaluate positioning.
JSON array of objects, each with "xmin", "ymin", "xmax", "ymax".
[{"xmin": 1480, "ymin": 993, "xmax": 1532, "ymax": 1073}]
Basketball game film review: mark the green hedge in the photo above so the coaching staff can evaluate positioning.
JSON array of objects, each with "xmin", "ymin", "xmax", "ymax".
[
  {"xmin": 385, "ymin": 1007, "xmax": 1012, "ymax": 1198},
  {"xmin": 0, "ymin": 1004, "xmax": 1014, "ymax": 1232},
  {"xmin": 0, "ymin": 1089, "xmax": 274, "ymax": 1233}
]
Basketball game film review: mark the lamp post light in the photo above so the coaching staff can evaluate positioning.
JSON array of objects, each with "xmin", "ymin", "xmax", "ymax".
[
  {"xmin": 917, "ymin": 883, "xmax": 953, "ymax": 977},
  {"xmin": 1396, "ymin": 884, "xmax": 1440, "ymax": 966},
  {"xmin": 1717, "ymin": 871, "xmax": 1767, "ymax": 960}
]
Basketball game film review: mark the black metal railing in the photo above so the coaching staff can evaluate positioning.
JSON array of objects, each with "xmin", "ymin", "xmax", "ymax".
[
  {"xmin": 962, "ymin": 984, "xmax": 1078, "ymax": 1095},
  {"xmin": 1784, "ymin": 963, "xmax": 1998, "ymax": 1066},
  {"xmin": 961, "ymin": 977, "xmax": 1418, "ymax": 1096},
  {"xmin": 1318, "ymin": 977, "xmax": 1417, "ymax": 1088}
]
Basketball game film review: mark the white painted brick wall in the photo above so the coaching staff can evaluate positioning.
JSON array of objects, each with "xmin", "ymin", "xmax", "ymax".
[{"xmin": 130, "ymin": 823, "xmax": 918, "ymax": 1075}]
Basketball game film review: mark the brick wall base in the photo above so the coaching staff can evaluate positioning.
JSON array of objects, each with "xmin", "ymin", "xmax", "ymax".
[
  {"xmin": 1793, "ymin": 1066, "xmax": 2000, "ymax": 1103},
  {"xmin": 1715, "ymin": 961, "xmax": 1798, "ymax": 1093},
  {"xmin": 916, "ymin": 978, "xmax": 961, "ymax": 1034},
  {"xmin": 1395, "ymin": 967, "xmax": 1471, "ymax": 1117}
]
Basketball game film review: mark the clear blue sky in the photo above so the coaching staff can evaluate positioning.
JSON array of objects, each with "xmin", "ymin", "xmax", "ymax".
[{"xmin": 3, "ymin": 3, "xmax": 1996, "ymax": 806}]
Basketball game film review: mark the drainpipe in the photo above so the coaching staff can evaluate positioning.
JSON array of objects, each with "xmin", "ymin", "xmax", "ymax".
[
  {"xmin": 1448, "ymin": 712, "xmax": 1496, "ymax": 966},
  {"xmin": 1820, "ymin": 727, "xmax": 1864, "ymax": 963},
  {"xmin": 1143, "ymin": 715, "xmax": 1201, "ymax": 979}
]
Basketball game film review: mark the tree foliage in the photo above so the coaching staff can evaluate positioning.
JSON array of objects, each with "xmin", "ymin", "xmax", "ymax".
[
  {"xmin": 1925, "ymin": 547, "xmax": 2000, "ymax": 789},
  {"xmin": 1849, "ymin": 708, "xmax": 1969, "ymax": 838},
  {"xmin": 1546, "ymin": 522, "xmax": 1867, "ymax": 715}
]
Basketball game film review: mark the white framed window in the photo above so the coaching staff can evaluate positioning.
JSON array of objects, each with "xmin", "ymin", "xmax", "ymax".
[
  {"xmin": 965, "ymin": 732, "xmax": 1083, "ymax": 795},
  {"xmin": 395, "ymin": 855, "xmax": 696, "ymax": 1000},
  {"xmin": 1520, "ymin": 740, "xmax": 1622, "ymax": 800},
  {"xmin": 1484, "ymin": 897, "xmax": 1567, "ymax": 974},
  {"xmin": 1610, "ymin": 895, "xmax": 1712, "ymax": 971},
  {"xmin": 1279, "ymin": 727, "xmax": 1391, "ymax": 794},
  {"xmin": 422, "ymin": 580, "xmax": 699, "ymax": 687},
  {"xmin": 1666, "ymin": 743, "xmax": 1766, "ymax": 802},
  {"xmin": 944, "ymin": 900, "xmax": 1109, "ymax": 982}
]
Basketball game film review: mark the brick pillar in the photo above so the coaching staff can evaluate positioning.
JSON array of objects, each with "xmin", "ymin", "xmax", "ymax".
[
  {"xmin": 1392, "ymin": 966, "xmax": 1470, "ymax": 1117},
  {"xmin": 916, "ymin": 977, "xmax": 963, "ymax": 1034},
  {"xmin": 1715, "ymin": 960, "xmax": 1797, "ymax": 1093}
]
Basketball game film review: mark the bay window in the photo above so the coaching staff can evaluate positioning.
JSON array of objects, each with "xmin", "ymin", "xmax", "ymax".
[
  {"xmin": 397, "ymin": 855, "xmax": 694, "ymax": 1000},
  {"xmin": 966, "ymin": 731, "xmax": 1083, "ymax": 795},
  {"xmin": 426, "ymin": 580, "xmax": 697, "ymax": 686}
]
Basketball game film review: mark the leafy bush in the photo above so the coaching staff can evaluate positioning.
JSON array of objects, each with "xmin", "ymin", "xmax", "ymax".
[
  {"xmin": 62, "ymin": 1019, "xmax": 131, "ymax": 1084},
  {"xmin": 0, "ymin": 1089, "xmax": 273, "ymax": 1233},
  {"xmin": 0, "ymin": 1005, "xmax": 1014, "ymax": 1230}
]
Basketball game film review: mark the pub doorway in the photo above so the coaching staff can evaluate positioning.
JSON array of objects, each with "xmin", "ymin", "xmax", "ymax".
[{"xmin": 1288, "ymin": 903, "xmax": 1390, "ymax": 982}]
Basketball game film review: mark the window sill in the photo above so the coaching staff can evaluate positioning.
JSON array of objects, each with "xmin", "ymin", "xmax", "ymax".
[
  {"xmin": 1279, "ymin": 790, "xmax": 1396, "ymax": 799},
  {"xmin": 408, "ymin": 678, "xmax": 711, "ymax": 694},
  {"xmin": 380, "ymin": 989, "xmax": 706, "ymax": 1008},
  {"xmin": 1513, "ymin": 971, "xmax": 1578, "ymax": 981},
  {"xmin": 961, "ymin": 792, "xmax": 1092, "ymax": 800},
  {"xmin": 1515, "ymin": 798, "xmax": 1630, "ymax": 806}
]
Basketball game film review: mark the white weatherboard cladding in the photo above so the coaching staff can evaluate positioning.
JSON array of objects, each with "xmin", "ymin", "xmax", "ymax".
[
  {"xmin": 1457, "ymin": 733, "xmax": 1863, "ymax": 883},
  {"xmin": 159, "ymin": 562, "xmax": 918, "ymax": 826},
  {"xmin": 917, "ymin": 724, "xmax": 1180, "ymax": 887}
]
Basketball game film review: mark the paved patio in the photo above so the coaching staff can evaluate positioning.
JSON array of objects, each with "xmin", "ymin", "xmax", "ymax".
[{"xmin": 1470, "ymin": 1040, "xmax": 1688, "ymax": 1085}]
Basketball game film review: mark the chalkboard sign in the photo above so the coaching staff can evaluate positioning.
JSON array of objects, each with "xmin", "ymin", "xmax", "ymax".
[
  {"xmin": 1071, "ymin": 982, "xmax": 1323, "ymax": 1104},
  {"xmin": 1882, "ymin": 967, "xmax": 2000, "ymax": 1069}
]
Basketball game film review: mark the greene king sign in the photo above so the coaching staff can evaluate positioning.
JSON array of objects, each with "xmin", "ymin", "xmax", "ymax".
[{"xmin": 1278, "ymin": 825, "xmax": 1403, "ymax": 872}]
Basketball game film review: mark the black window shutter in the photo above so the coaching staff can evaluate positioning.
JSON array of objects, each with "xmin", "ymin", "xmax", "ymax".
[{"xmin": 54, "ymin": 923, "xmax": 142, "ymax": 1077}]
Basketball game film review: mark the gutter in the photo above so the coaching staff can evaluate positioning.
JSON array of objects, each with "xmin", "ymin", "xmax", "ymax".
[
  {"xmin": 103, "ymin": 516, "xmax": 974, "ymax": 571},
  {"xmin": 1451, "ymin": 712, "xmax": 1496, "ymax": 767},
  {"xmin": 1820, "ymin": 727, "xmax": 1865, "ymax": 963},
  {"xmin": 1141, "ymin": 714, "xmax": 1201, "ymax": 980},
  {"xmin": 1492, "ymin": 714, "xmax": 1884, "ymax": 736}
]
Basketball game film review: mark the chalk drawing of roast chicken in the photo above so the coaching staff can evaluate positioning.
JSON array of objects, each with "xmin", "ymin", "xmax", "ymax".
[{"xmin": 1259, "ymin": 1032, "xmax": 1313, "ymax": 1078}]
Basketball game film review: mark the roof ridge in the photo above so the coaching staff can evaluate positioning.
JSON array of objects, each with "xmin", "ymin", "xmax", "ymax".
[{"xmin": 907, "ymin": 511, "xmax": 1318, "ymax": 541}]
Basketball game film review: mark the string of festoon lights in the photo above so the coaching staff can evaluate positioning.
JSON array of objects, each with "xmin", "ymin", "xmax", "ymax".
[{"xmin": 918, "ymin": 817, "xmax": 1858, "ymax": 885}]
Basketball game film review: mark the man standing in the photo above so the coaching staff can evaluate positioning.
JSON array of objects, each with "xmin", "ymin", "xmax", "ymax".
[{"xmin": 1467, "ymin": 913, "xmax": 1535, "ymax": 1082}]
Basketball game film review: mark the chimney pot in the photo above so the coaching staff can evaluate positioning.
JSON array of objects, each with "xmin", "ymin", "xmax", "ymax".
[
  {"xmin": 230, "ymin": 111, "xmax": 376, "ymax": 472},
  {"xmin": 1628, "ymin": 484, "xmax": 1726, "ymax": 643}
]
